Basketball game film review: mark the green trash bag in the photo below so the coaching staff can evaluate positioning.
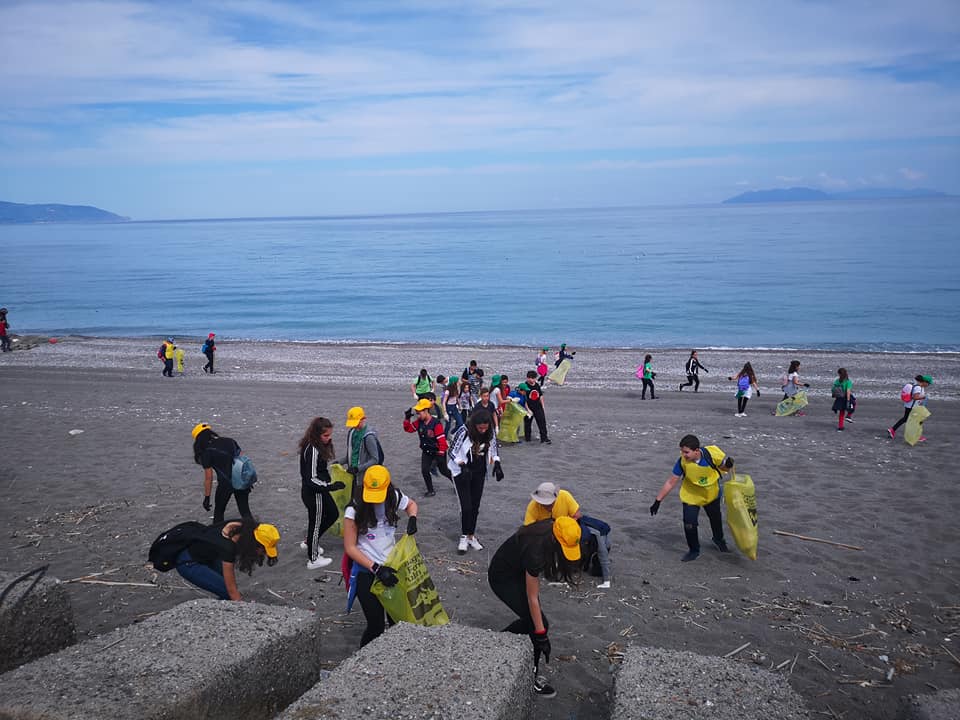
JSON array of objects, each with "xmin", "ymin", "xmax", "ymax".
[
  {"xmin": 497, "ymin": 400, "xmax": 526, "ymax": 444},
  {"xmin": 905, "ymin": 404, "xmax": 930, "ymax": 446},
  {"xmin": 327, "ymin": 464, "xmax": 354, "ymax": 538},
  {"xmin": 724, "ymin": 472, "xmax": 758, "ymax": 560},
  {"xmin": 548, "ymin": 359, "xmax": 572, "ymax": 385},
  {"xmin": 775, "ymin": 390, "xmax": 808, "ymax": 416},
  {"xmin": 371, "ymin": 534, "xmax": 450, "ymax": 626}
]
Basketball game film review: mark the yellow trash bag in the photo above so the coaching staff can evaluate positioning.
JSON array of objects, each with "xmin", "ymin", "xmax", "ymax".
[
  {"xmin": 548, "ymin": 359, "xmax": 572, "ymax": 385},
  {"xmin": 724, "ymin": 472, "xmax": 758, "ymax": 560},
  {"xmin": 327, "ymin": 464, "xmax": 355, "ymax": 538},
  {"xmin": 497, "ymin": 400, "xmax": 526, "ymax": 444},
  {"xmin": 905, "ymin": 404, "xmax": 931, "ymax": 446},
  {"xmin": 775, "ymin": 390, "xmax": 809, "ymax": 416},
  {"xmin": 371, "ymin": 534, "xmax": 450, "ymax": 626}
]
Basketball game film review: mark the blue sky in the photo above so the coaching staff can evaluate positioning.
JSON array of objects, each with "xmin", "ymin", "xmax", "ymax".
[{"xmin": 1, "ymin": 0, "xmax": 958, "ymax": 219}]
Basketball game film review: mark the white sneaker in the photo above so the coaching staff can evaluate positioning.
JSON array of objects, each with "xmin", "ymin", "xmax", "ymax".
[
  {"xmin": 306, "ymin": 556, "xmax": 333, "ymax": 570},
  {"xmin": 457, "ymin": 535, "xmax": 468, "ymax": 554},
  {"xmin": 467, "ymin": 536, "xmax": 484, "ymax": 551},
  {"xmin": 300, "ymin": 542, "xmax": 323, "ymax": 554},
  {"xmin": 597, "ymin": 580, "xmax": 611, "ymax": 589},
  {"xmin": 734, "ymin": 412, "xmax": 742, "ymax": 417},
  {"xmin": 300, "ymin": 541, "xmax": 308, "ymax": 551}
]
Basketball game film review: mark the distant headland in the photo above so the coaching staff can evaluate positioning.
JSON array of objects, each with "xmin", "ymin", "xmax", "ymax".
[
  {"xmin": 722, "ymin": 186, "xmax": 950, "ymax": 204},
  {"xmin": 0, "ymin": 201, "xmax": 129, "ymax": 224}
]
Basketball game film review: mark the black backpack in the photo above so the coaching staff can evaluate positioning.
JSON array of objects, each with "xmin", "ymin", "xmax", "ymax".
[{"xmin": 148, "ymin": 521, "xmax": 208, "ymax": 572}]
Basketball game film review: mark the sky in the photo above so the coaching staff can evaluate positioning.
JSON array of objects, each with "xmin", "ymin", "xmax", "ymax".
[{"xmin": 1, "ymin": 0, "xmax": 959, "ymax": 220}]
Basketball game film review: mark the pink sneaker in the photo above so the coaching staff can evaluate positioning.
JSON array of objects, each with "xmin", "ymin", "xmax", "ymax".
[
  {"xmin": 918, "ymin": 436, "xmax": 927, "ymax": 443},
  {"xmin": 887, "ymin": 428, "xmax": 895, "ymax": 439}
]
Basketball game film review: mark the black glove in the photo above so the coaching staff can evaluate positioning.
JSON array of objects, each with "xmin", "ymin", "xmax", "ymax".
[
  {"xmin": 493, "ymin": 460, "xmax": 504, "ymax": 482},
  {"xmin": 347, "ymin": 466, "xmax": 358, "ymax": 476},
  {"xmin": 202, "ymin": 495, "xmax": 211, "ymax": 511},
  {"xmin": 724, "ymin": 457, "xmax": 735, "ymax": 469},
  {"xmin": 803, "ymin": 383, "xmax": 811, "ymax": 388},
  {"xmin": 756, "ymin": 389, "xmax": 760, "ymax": 397},
  {"xmin": 406, "ymin": 516, "xmax": 418, "ymax": 535},
  {"xmin": 374, "ymin": 564, "xmax": 399, "ymax": 587},
  {"xmin": 649, "ymin": 499, "xmax": 661, "ymax": 516},
  {"xmin": 404, "ymin": 408, "xmax": 413, "ymax": 420},
  {"xmin": 327, "ymin": 481, "xmax": 345, "ymax": 492},
  {"xmin": 531, "ymin": 632, "xmax": 551, "ymax": 666}
]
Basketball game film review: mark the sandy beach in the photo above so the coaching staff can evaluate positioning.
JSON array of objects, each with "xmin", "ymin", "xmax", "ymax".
[{"xmin": 1, "ymin": 337, "xmax": 958, "ymax": 719}]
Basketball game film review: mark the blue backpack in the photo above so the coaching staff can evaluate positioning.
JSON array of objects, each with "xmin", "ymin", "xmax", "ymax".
[{"xmin": 231, "ymin": 455, "xmax": 258, "ymax": 490}]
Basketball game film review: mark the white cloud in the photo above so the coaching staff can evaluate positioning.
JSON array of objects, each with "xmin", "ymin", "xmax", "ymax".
[
  {"xmin": 899, "ymin": 167, "xmax": 926, "ymax": 181},
  {"xmin": 776, "ymin": 175, "xmax": 802, "ymax": 183},
  {"xmin": 817, "ymin": 172, "xmax": 850, "ymax": 190}
]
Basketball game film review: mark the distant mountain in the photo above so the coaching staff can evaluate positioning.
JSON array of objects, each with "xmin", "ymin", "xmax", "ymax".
[
  {"xmin": 0, "ymin": 201, "xmax": 128, "ymax": 224},
  {"xmin": 722, "ymin": 186, "xmax": 949, "ymax": 204}
]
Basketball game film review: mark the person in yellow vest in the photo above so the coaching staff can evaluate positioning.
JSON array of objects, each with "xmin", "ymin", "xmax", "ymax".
[
  {"xmin": 524, "ymin": 482, "xmax": 582, "ymax": 525},
  {"xmin": 649, "ymin": 434, "xmax": 734, "ymax": 562},
  {"xmin": 162, "ymin": 337, "xmax": 176, "ymax": 377}
]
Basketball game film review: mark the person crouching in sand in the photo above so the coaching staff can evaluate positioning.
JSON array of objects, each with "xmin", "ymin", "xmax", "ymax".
[
  {"xmin": 487, "ymin": 516, "xmax": 581, "ymax": 699},
  {"xmin": 649, "ymin": 434, "xmax": 734, "ymax": 562}
]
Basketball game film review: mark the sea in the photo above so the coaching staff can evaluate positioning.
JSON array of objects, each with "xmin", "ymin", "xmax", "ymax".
[{"xmin": 2, "ymin": 199, "xmax": 958, "ymax": 352}]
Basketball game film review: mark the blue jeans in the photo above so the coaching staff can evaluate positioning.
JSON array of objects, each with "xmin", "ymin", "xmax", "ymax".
[
  {"xmin": 446, "ymin": 405, "xmax": 464, "ymax": 435},
  {"xmin": 175, "ymin": 548, "xmax": 229, "ymax": 600}
]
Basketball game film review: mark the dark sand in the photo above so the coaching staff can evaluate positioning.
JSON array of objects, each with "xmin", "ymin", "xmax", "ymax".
[{"xmin": 1, "ymin": 338, "xmax": 958, "ymax": 719}]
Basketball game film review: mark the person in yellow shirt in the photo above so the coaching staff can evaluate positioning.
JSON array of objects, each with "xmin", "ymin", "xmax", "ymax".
[
  {"xmin": 162, "ymin": 337, "xmax": 176, "ymax": 377},
  {"xmin": 649, "ymin": 434, "xmax": 734, "ymax": 562},
  {"xmin": 524, "ymin": 482, "xmax": 582, "ymax": 525}
]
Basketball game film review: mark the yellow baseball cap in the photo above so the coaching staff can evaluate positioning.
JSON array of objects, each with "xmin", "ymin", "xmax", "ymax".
[
  {"xmin": 413, "ymin": 398, "xmax": 433, "ymax": 412},
  {"xmin": 553, "ymin": 516, "xmax": 581, "ymax": 562},
  {"xmin": 191, "ymin": 423, "xmax": 211, "ymax": 440},
  {"xmin": 253, "ymin": 523, "xmax": 280, "ymax": 558},
  {"xmin": 362, "ymin": 465, "xmax": 391, "ymax": 503},
  {"xmin": 345, "ymin": 406, "xmax": 365, "ymax": 428}
]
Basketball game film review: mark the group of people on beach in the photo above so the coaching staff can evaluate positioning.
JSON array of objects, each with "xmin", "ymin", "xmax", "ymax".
[{"xmin": 156, "ymin": 333, "xmax": 216, "ymax": 376}]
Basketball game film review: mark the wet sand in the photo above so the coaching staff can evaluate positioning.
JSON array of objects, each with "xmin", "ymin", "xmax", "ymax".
[{"xmin": 1, "ymin": 338, "xmax": 958, "ymax": 719}]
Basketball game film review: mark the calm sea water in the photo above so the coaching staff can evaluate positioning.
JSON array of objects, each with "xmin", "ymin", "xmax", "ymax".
[{"xmin": 2, "ymin": 200, "xmax": 958, "ymax": 351}]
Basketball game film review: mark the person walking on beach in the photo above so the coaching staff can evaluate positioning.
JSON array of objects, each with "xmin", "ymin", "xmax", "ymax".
[
  {"xmin": 447, "ymin": 409, "xmax": 503, "ymax": 554},
  {"xmin": 649, "ymin": 434, "xmax": 734, "ymax": 562},
  {"xmin": 192, "ymin": 423, "xmax": 253, "ymax": 523},
  {"xmin": 518, "ymin": 370, "xmax": 551, "ymax": 444},
  {"xmin": 411, "ymin": 368, "xmax": 434, "ymax": 401},
  {"xmin": 462, "ymin": 360, "xmax": 483, "ymax": 410},
  {"xmin": 487, "ymin": 516, "xmax": 582, "ymax": 698},
  {"xmin": 638, "ymin": 354, "xmax": 656, "ymax": 399},
  {"xmin": 490, "ymin": 374, "xmax": 511, "ymax": 420},
  {"xmin": 202, "ymin": 333, "xmax": 216, "ymax": 373},
  {"xmin": 888, "ymin": 374, "xmax": 932, "ymax": 440},
  {"xmin": 160, "ymin": 337, "xmax": 176, "ymax": 377},
  {"xmin": 679, "ymin": 350, "xmax": 708, "ymax": 392},
  {"xmin": 781, "ymin": 360, "xmax": 810, "ymax": 401},
  {"xmin": 536, "ymin": 349, "xmax": 550, "ymax": 384},
  {"xmin": 831, "ymin": 368, "xmax": 855, "ymax": 431},
  {"xmin": 729, "ymin": 362, "xmax": 760, "ymax": 417},
  {"xmin": 403, "ymin": 398, "xmax": 451, "ymax": 497},
  {"xmin": 457, "ymin": 374, "xmax": 475, "ymax": 420},
  {"xmin": 168, "ymin": 518, "xmax": 279, "ymax": 601},
  {"xmin": 475, "ymin": 387, "xmax": 500, "ymax": 431},
  {"xmin": 340, "ymin": 406, "xmax": 384, "ymax": 492},
  {"xmin": 298, "ymin": 417, "xmax": 345, "ymax": 569},
  {"xmin": 0, "ymin": 308, "xmax": 11, "ymax": 352},
  {"xmin": 554, "ymin": 343, "xmax": 576, "ymax": 368},
  {"xmin": 443, "ymin": 376, "xmax": 465, "ymax": 437},
  {"xmin": 343, "ymin": 465, "xmax": 418, "ymax": 647}
]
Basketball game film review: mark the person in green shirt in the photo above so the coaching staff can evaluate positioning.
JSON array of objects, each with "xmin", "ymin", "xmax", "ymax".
[
  {"xmin": 411, "ymin": 368, "xmax": 434, "ymax": 400},
  {"xmin": 831, "ymin": 368, "xmax": 855, "ymax": 431}
]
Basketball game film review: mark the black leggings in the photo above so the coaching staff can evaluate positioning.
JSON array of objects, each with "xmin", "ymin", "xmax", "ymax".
[
  {"xmin": 641, "ymin": 378, "xmax": 655, "ymax": 399},
  {"xmin": 453, "ymin": 464, "xmax": 486, "ymax": 535},
  {"xmin": 524, "ymin": 402, "xmax": 549, "ymax": 442},
  {"xmin": 679, "ymin": 374, "xmax": 700, "ymax": 391},
  {"xmin": 203, "ymin": 351, "xmax": 215, "ymax": 372},
  {"xmin": 213, "ymin": 482, "xmax": 251, "ymax": 523},
  {"xmin": 891, "ymin": 406, "xmax": 912, "ymax": 432},
  {"xmin": 301, "ymin": 488, "xmax": 338, "ymax": 560},
  {"xmin": 737, "ymin": 395, "xmax": 749, "ymax": 413},
  {"xmin": 420, "ymin": 451, "xmax": 452, "ymax": 493},
  {"xmin": 355, "ymin": 570, "xmax": 394, "ymax": 647},
  {"xmin": 488, "ymin": 569, "xmax": 549, "ymax": 636},
  {"xmin": 682, "ymin": 499, "xmax": 725, "ymax": 552}
]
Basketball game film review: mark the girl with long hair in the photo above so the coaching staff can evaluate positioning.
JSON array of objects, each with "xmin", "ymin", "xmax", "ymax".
[
  {"xmin": 447, "ymin": 409, "xmax": 504, "ymax": 554},
  {"xmin": 343, "ymin": 466, "xmax": 418, "ymax": 647},
  {"xmin": 192, "ymin": 423, "xmax": 252, "ymax": 523},
  {"xmin": 487, "ymin": 516, "xmax": 582, "ymax": 698},
  {"xmin": 639, "ymin": 354, "xmax": 656, "ymax": 399},
  {"xmin": 298, "ymin": 417, "xmax": 345, "ymax": 569},
  {"xmin": 443, "ymin": 376, "xmax": 464, "ymax": 437},
  {"xmin": 831, "ymin": 368, "xmax": 855, "ymax": 431},
  {"xmin": 728, "ymin": 362, "xmax": 760, "ymax": 416}
]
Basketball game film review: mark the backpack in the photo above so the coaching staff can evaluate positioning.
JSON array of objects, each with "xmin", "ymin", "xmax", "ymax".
[
  {"xmin": 157, "ymin": 343, "xmax": 166, "ymax": 360},
  {"xmin": 201, "ymin": 341, "xmax": 210, "ymax": 354},
  {"xmin": 635, "ymin": 365, "xmax": 644, "ymax": 379},
  {"xmin": 231, "ymin": 455, "xmax": 258, "ymax": 490},
  {"xmin": 900, "ymin": 384, "xmax": 917, "ymax": 403},
  {"xmin": 148, "ymin": 521, "xmax": 208, "ymax": 572},
  {"xmin": 831, "ymin": 382, "xmax": 845, "ymax": 399}
]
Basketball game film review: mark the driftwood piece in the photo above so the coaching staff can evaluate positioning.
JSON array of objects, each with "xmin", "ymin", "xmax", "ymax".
[{"xmin": 773, "ymin": 530, "xmax": 864, "ymax": 551}]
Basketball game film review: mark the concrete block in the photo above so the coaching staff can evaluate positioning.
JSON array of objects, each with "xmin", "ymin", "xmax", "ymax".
[
  {"xmin": 276, "ymin": 622, "xmax": 532, "ymax": 720},
  {"xmin": 898, "ymin": 688, "xmax": 960, "ymax": 720},
  {"xmin": 0, "ymin": 568, "xmax": 75, "ymax": 673},
  {"xmin": 612, "ymin": 646, "xmax": 810, "ymax": 720},
  {"xmin": 0, "ymin": 599, "xmax": 323, "ymax": 720}
]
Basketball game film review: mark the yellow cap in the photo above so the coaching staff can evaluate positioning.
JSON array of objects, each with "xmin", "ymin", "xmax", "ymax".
[
  {"xmin": 413, "ymin": 398, "xmax": 433, "ymax": 412},
  {"xmin": 362, "ymin": 465, "xmax": 391, "ymax": 504},
  {"xmin": 345, "ymin": 406, "xmax": 365, "ymax": 428},
  {"xmin": 553, "ymin": 516, "xmax": 581, "ymax": 562},
  {"xmin": 253, "ymin": 523, "xmax": 280, "ymax": 558},
  {"xmin": 191, "ymin": 423, "xmax": 211, "ymax": 440}
]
